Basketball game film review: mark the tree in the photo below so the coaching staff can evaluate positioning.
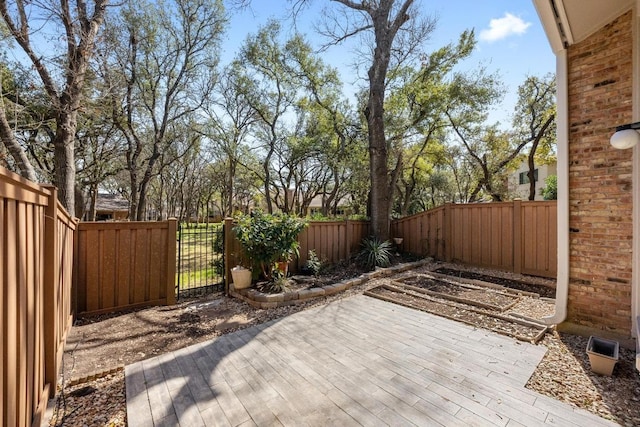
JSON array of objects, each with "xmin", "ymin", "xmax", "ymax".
[
  {"xmin": 445, "ymin": 69, "xmax": 533, "ymax": 201},
  {"xmin": 205, "ymin": 63, "xmax": 258, "ymax": 216},
  {"xmin": 100, "ymin": 0, "xmax": 226, "ymax": 220},
  {"xmin": 75, "ymin": 115, "xmax": 125, "ymax": 220},
  {"xmin": 295, "ymin": 0, "xmax": 440, "ymax": 239},
  {"xmin": 235, "ymin": 21, "xmax": 352, "ymax": 215},
  {"xmin": 512, "ymin": 74, "xmax": 556, "ymax": 200},
  {"xmin": 0, "ymin": 64, "xmax": 36, "ymax": 180},
  {"xmin": 234, "ymin": 21, "xmax": 302, "ymax": 214},
  {"xmin": 0, "ymin": 0, "xmax": 108, "ymax": 213},
  {"xmin": 383, "ymin": 31, "xmax": 475, "ymax": 214},
  {"xmin": 291, "ymin": 35, "xmax": 361, "ymax": 217}
]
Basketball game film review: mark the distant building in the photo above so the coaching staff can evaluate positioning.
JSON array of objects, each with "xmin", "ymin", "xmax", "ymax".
[
  {"xmin": 92, "ymin": 193, "xmax": 129, "ymax": 221},
  {"xmin": 306, "ymin": 194, "xmax": 351, "ymax": 217},
  {"xmin": 508, "ymin": 161, "xmax": 557, "ymax": 200}
]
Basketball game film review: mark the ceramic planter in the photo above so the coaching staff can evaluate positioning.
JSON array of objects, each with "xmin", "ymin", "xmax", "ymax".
[
  {"xmin": 586, "ymin": 336, "xmax": 619, "ymax": 376},
  {"xmin": 231, "ymin": 266, "xmax": 252, "ymax": 290}
]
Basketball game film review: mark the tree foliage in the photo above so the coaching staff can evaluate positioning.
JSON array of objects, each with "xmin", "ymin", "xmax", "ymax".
[
  {"xmin": 0, "ymin": 0, "xmax": 109, "ymax": 214},
  {"xmin": 99, "ymin": 0, "xmax": 226, "ymax": 220},
  {"xmin": 0, "ymin": 0, "xmax": 557, "ymax": 224}
]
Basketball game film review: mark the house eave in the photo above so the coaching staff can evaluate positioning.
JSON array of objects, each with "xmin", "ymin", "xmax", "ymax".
[{"xmin": 533, "ymin": 0, "xmax": 635, "ymax": 52}]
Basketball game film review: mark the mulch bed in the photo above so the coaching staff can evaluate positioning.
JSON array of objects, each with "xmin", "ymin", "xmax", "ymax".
[
  {"xmin": 398, "ymin": 274, "xmax": 522, "ymax": 310},
  {"xmin": 365, "ymin": 281, "xmax": 548, "ymax": 343},
  {"xmin": 434, "ymin": 267, "xmax": 556, "ymax": 298}
]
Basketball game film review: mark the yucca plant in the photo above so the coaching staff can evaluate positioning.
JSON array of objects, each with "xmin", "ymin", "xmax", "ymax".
[
  {"xmin": 256, "ymin": 269, "xmax": 290, "ymax": 293},
  {"xmin": 358, "ymin": 236, "xmax": 393, "ymax": 270}
]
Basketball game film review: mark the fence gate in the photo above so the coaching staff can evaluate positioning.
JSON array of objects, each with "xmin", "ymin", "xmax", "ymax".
[{"xmin": 176, "ymin": 222, "xmax": 225, "ymax": 299}]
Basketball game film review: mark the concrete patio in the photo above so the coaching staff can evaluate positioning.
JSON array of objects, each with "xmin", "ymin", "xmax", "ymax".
[{"xmin": 125, "ymin": 295, "xmax": 618, "ymax": 426}]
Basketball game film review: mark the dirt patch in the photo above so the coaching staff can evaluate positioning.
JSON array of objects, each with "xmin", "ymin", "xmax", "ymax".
[
  {"xmin": 49, "ymin": 261, "xmax": 640, "ymax": 427},
  {"xmin": 434, "ymin": 267, "xmax": 556, "ymax": 298},
  {"xmin": 398, "ymin": 274, "xmax": 521, "ymax": 310},
  {"xmin": 365, "ymin": 283, "xmax": 547, "ymax": 342}
]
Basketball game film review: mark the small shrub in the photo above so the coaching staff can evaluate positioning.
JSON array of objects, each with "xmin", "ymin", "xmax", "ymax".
[
  {"xmin": 305, "ymin": 250, "xmax": 323, "ymax": 276},
  {"xmin": 211, "ymin": 228, "xmax": 224, "ymax": 253},
  {"xmin": 348, "ymin": 214, "xmax": 369, "ymax": 221},
  {"xmin": 541, "ymin": 174, "xmax": 557, "ymax": 200},
  {"xmin": 212, "ymin": 257, "xmax": 224, "ymax": 276},
  {"xmin": 358, "ymin": 236, "xmax": 393, "ymax": 270}
]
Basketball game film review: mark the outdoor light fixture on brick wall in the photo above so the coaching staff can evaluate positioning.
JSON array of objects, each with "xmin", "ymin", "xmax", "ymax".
[{"xmin": 610, "ymin": 122, "xmax": 640, "ymax": 149}]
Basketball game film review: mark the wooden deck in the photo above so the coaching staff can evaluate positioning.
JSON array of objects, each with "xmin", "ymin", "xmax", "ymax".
[{"xmin": 125, "ymin": 295, "xmax": 619, "ymax": 426}]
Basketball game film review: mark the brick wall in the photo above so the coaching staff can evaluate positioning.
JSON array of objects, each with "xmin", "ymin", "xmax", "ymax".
[{"xmin": 566, "ymin": 10, "xmax": 633, "ymax": 336}]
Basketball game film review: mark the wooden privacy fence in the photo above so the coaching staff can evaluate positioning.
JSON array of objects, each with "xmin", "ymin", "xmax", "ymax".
[
  {"xmin": 391, "ymin": 200, "xmax": 557, "ymax": 278},
  {"xmin": 296, "ymin": 220, "xmax": 370, "ymax": 268},
  {"xmin": 1, "ymin": 168, "xmax": 77, "ymax": 427},
  {"xmin": 75, "ymin": 220, "xmax": 177, "ymax": 316},
  {"xmin": 223, "ymin": 218, "xmax": 370, "ymax": 287}
]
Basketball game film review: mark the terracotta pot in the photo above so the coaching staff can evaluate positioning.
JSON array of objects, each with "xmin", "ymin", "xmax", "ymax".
[{"xmin": 275, "ymin": 261, "xmax": 289, "ymax": 277}]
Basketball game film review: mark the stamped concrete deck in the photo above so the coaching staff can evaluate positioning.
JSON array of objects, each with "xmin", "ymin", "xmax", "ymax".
[{"xmin": 125, "ymin": 295, "xmax": 619, "ymax": 426}]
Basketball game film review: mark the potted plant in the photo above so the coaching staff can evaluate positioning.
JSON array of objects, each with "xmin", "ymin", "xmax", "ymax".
[
  {"xmin": 233, "ymin": 210, "xmax": 306, "ymax": 282},
  {"xmin": 273, "ymin": 214, "xmax": 305, "ymax": 276}
]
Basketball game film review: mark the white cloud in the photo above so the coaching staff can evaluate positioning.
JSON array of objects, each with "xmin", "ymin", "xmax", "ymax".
[{"xmin": 479, "ymin": 13, "xmax": 531, "ymax": 43}]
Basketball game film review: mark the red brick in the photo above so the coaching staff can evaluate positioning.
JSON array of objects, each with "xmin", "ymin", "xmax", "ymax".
[{"xmin": 566, "ymin": 10, "xmax": 633, "ymax": 335}]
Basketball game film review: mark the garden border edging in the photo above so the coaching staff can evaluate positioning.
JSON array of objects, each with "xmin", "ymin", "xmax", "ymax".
[{"xmin": 229, "ymin": 258, "xmax": 432, "ymax": 309}]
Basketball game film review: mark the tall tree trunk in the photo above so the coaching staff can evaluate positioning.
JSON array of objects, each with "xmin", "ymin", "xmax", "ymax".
[
  {"xmin": 367, "ymin": 36, "xmax": 392, "ymax": 240},
  {"xmin": 527, "ymin": 149, "xmax": 537, "ymax": 201},
  {"xmin": 88, "ymin": 185, "xmax": 97, "ymax": 221},
  {"xmin": 263, "ymin": 149, "xmax": 274, "ymax": 214},
  {"xmin": 53, "ymin": 110, "xmax": 78, "ymax": 214},
  {"xmin": 228, "ymin": 159, "xmax": 236, "ymax": 216}
]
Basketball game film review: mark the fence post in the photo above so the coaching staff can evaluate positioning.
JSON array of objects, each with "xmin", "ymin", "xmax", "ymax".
[
  {"xmin": 443, "ymin": 203, "xmax": 452, "ymax": 262},
  {"xmin": 42, "ymin": 185, "xmax": 59, "ymax": 394},
  {"xmin": 224, "ymin": 218, "xmax": 233, "ymax": 296},
  {"xmin": 345, "ymin": 219, "xmax": 351, "ymax": 260},
  {"xmin": 166, "ymin": 218, "xmax": 177, "ymax": 305},
  {"xmin": 513, "ymin": 199, "xmax": 522, "ymax": 274}
]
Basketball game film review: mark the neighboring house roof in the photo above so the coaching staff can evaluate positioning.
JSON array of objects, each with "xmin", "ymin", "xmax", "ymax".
[
  {"xmin": 533, "ymin": 0, "xmax": 632, "ymax": 52},
  {"xmin": 308, "ymin": 194, "xmax": 349, "ymax": 209},
  {"xmin": 95, "ymin": 193, "xmax": 129, "ymax": 212}
]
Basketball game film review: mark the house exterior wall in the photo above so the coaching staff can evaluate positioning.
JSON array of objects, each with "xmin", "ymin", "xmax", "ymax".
[
  {"xmin": 508, "ymin": 161, "xmax": 557, "ymax": 200},
  {"xmin": 566, "ymin": 10, "xmax": 634, "ymax": 336}
]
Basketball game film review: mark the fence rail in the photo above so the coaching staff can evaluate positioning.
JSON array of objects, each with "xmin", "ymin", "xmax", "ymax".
[
  {"xmin": 75, "ymin": 220, "xmax": 177, "ymax": 316},
  {"xmin": 1, "ymin": 168, "xmax": 76, "ymax": 427}
]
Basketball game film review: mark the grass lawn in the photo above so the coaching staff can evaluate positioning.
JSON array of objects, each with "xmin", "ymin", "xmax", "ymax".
[{"xmin": 177, "ymin": 223, "xmax": 223, "ymax": 291}]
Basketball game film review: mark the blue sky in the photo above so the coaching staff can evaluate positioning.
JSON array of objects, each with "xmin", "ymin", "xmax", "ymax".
[{"xmin": 221, "ymin": 0, "xmax": 556, "ymax": 126}]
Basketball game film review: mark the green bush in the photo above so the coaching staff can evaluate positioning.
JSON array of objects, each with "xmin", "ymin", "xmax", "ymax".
[
  {"xmin": 212, "ymin": 228, "xmax": 224, "ymax": 253},
  {"xmin": 541, "ymin": 174, "xmax": 557, "ymax": 200},
  {"xmin": 305, "ymin": 250, "xmax": 323, "ymax": 276},
  {"xmin": 233, "ymin": 210, "xmax": 307, "ymax": 280},
  {"xmin": 358, "ymin": 236, "xmax": 393, "ymax": 270}
]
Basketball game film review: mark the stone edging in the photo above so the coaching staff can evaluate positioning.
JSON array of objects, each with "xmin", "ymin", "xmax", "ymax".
[
  {"xmin": 67, "ymin": 365, "xmax": 124, "ymax": 387},
  {"xmin": 229, "ymin": 258, "xmax": 433, "ymax": 309}
]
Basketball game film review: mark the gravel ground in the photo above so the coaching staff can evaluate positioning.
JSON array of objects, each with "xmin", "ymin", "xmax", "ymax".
[{"xmin": 47, "ymin": 261, "xmax": 640, "ymax": 426}]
